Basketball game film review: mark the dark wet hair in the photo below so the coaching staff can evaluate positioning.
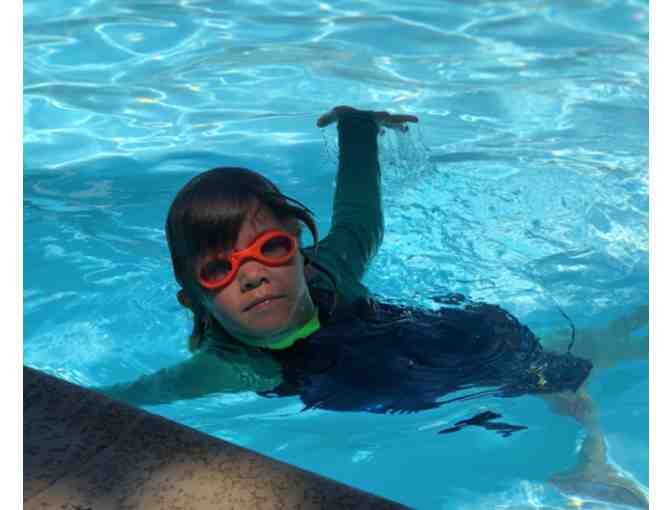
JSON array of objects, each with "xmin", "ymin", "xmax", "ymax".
[{"xmin": 165, "ymin": 166, "xmax": 333, "ymax": 352}]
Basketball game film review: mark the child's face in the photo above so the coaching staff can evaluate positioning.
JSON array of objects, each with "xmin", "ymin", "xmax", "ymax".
[{"xmin": 196, "ymin": 202, "xmax": 314, "ymax": 348}]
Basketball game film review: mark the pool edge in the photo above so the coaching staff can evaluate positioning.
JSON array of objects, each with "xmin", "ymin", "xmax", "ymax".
[{"xmin": 23, "ymin": 366, "xmax": 408, "ymax": 509}]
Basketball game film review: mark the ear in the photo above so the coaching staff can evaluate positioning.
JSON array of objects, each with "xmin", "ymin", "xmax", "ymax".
[{"xmin": 177, "ymin": 289, "xmax": 193, "ymax": 310}]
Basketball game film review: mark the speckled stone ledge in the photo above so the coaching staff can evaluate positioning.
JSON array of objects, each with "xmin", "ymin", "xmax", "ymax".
[{"xmin": 24, "ymin": 366, "xmax": 409, "ymax": 510}]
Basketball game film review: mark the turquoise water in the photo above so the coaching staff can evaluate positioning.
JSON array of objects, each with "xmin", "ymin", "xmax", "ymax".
[{"xmin": 24, "ymin": 0, "xmax": 649, "ymax": 508}]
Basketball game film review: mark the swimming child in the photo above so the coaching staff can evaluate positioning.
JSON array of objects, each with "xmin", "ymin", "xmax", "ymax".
[{"xmin": 99, "ymin": 105, "xmax": 649, "ymax": 508}]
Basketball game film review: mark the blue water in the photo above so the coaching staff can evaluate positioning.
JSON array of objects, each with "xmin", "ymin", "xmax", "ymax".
[{"xmin": 24, "ymin": 0, "xmax": 649, "ymax": 508}]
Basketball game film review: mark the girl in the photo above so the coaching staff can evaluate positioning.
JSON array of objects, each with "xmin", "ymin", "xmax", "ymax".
[{"xmin": 100, "ymin": 106, "xmax": 648, "ymax": 507}]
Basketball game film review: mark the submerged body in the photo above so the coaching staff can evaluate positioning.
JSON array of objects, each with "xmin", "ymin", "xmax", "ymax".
[{"xmin": 258, "ymin": 291, "xmax": 592, "ymax": 414}]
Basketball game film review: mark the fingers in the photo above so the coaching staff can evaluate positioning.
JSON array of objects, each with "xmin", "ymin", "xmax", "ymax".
[
  {"xmin": 378, "ymin": 114, "xmax": 419, "ymax": 126},
  {"xmin": 316, "ymin": 111, "xmax": 336, "ymax": 128},
  {"xmin": 378, "ymin": 114, "xmax": 417, "ymax": 133},
  {"xmin": 392, "ymin": 114, "xmax": 419, "ymax": 124}
]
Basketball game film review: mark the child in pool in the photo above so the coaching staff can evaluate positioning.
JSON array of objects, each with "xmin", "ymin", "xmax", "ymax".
[{"xmin": 100, "ymin": 105, "xmax": 648, "ymax": 508}]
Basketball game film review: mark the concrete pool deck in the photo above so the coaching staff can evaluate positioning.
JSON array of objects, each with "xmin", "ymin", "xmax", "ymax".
[{"xmin": 24, "ymin": 366, "xmax": 408, "ymax": 509}]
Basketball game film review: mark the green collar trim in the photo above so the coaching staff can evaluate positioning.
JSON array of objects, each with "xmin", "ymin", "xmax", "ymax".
[{"xmin": 265, "ymin": 310, "xmax": 321, "ymax": 350}]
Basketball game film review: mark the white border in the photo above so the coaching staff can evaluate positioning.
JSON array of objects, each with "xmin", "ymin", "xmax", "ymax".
[
  {"xmin": 12, "ymin": 1, "xmax": 659, "ymax": 509},
  {"xmin": 1, "ymin": 0, "xmax": 21, "ymax": 507}
]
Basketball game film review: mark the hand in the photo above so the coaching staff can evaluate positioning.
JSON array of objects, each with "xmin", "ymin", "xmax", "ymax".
[{"xmin": 317, "ymin": 105, "xmax": 419, "ymax": 132}]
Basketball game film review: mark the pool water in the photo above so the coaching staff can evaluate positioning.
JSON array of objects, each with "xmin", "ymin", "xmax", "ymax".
[{"xmin": 23, "ymin": 0, "xmax": 649, "ymax": 508}]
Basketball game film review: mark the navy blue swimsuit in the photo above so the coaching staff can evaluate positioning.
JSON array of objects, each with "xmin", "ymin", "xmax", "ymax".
[{"xmin": 259, "ymin": 290, "xmax": 592, "ymax": 414}]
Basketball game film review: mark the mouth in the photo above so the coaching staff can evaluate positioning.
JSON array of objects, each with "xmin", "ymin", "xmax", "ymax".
[{"xmin": 243, "ymin": 294, "xmax": 284, "ymax": 312}]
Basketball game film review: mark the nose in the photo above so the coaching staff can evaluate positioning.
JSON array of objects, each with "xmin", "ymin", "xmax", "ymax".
[{"xmin": 237, "ymin": 259, "xmax": 269, "ymax": 291}]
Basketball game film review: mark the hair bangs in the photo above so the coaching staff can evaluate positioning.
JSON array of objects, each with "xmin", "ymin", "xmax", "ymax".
[{"xmin": 171, "ymin": 189, "xmax": 256, "ymax": 261}]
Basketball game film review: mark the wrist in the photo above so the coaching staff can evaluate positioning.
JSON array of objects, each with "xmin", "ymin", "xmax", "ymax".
[
  {"xmin": 337, "ymin": 108, "xmax": 377, "ymax": 123},
  {"xmin": 336, "ymin": 110, "xmax": 380, "ymax": 136}
]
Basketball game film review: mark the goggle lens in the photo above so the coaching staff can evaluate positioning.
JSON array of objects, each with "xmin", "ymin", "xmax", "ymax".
[
  {"xmin": 200, "ymin": 258, "xmax": 233, "ymax": 283},
  {"xmin": 260, "ymin": 235, "xmax": 294, "ymax": 258}
]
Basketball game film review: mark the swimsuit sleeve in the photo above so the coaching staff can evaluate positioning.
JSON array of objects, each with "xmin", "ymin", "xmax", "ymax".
[
  {"xmin": 95, "ymin": 348, "xmax": 283, "ymax": 406},
  {"xmin": 307, "ymin": 111, "xmax": 384, "ymax": 303}
]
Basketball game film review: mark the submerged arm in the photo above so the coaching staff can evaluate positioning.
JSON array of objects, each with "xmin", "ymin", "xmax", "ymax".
[{"xmin": 96, "ymin": 347, "xmax": 283, "ymax": 407}]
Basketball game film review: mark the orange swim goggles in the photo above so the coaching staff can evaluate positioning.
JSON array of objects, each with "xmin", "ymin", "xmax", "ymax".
[{"xmin": 197, "ymin": 229, "xmax": 298, "ymax": 290}]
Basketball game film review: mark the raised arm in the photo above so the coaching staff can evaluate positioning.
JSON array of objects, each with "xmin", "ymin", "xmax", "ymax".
[
  {"xmin": 95, "ymin": 347, "xmax": 283, "ymax": 406},
  {"xmin": 314, "ymin": 106, "xmax": 418, "ymax": 283}
]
